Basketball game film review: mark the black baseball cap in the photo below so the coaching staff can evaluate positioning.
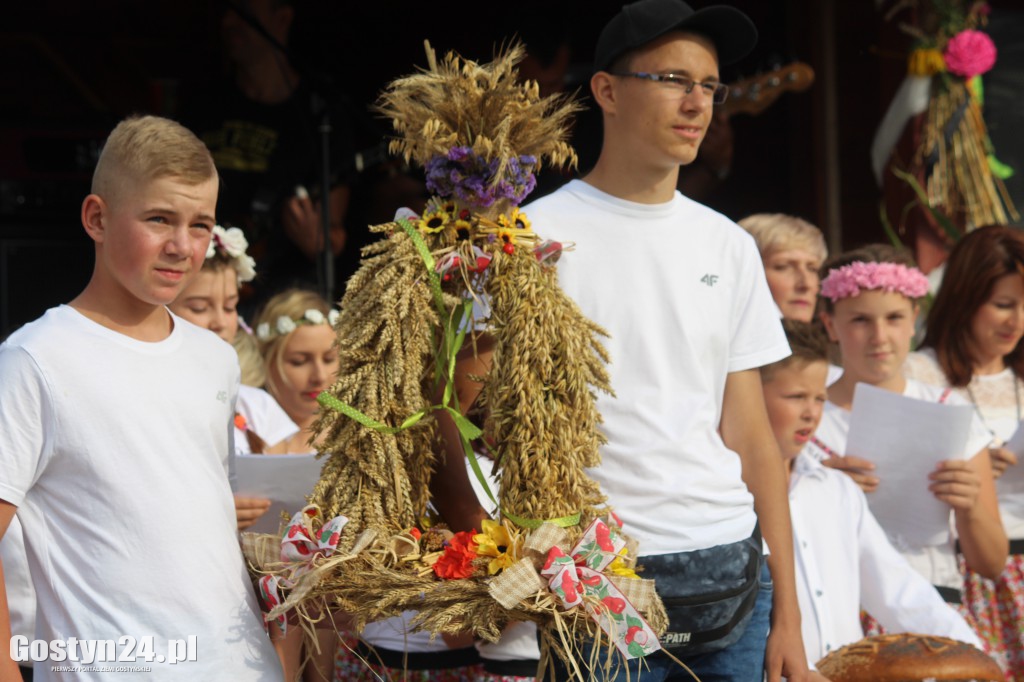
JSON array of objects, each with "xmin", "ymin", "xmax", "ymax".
[{"xmin": 594, "ymin": 0, "xmax": 758, "ymax": 72}]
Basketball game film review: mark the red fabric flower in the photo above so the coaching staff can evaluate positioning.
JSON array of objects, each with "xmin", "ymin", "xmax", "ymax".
[
  {"xmin": 944, "ymin": 30, "xmax": 997, "ymax": 78},
  {"xmin": 432, "ymin": 530, "xmax": 478, "ymax": 579}
]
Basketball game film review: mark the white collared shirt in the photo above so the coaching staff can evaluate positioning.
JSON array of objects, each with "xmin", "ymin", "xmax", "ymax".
[{"xmin": 789, "ymin": 453, "xmax": 980, "ymax": 667}]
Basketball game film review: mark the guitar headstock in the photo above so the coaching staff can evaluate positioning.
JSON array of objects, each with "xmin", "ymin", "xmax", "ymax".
[{"xmin": 722, "ymin": 62, "xmax": 815, "ymax": 118}]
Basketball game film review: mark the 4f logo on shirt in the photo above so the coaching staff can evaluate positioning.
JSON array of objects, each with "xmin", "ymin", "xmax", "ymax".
[
  {"xmin": 700, "ymin": 273, "xmax": 719, "ymax": 287},
  {"xmin": 216, "ymin": 390, "xmax": 228, "ymax": 404}
]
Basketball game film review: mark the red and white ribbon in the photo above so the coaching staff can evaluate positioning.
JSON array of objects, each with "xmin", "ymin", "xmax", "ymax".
[
  {"xmin": 258, "ymin": 506, "xmax": 348, "ymax": 634},
  {"xmin": 540, "ymin": 518, "xmax": 660, "ymax": 659}
]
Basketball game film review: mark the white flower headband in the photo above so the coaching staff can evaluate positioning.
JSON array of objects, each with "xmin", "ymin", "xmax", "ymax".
[
  {"xmin": 206, "ymin": 225, "xmax": 257, "ymax": 283},
  {"xmin": 256, "ymin": 308, "xmax": 340, "ymax": 341}
]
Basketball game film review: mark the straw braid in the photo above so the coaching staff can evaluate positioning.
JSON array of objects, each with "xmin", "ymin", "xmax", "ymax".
[{"xmin": 484, "ymin": 251, "xmax": 612, "ymax": 527}]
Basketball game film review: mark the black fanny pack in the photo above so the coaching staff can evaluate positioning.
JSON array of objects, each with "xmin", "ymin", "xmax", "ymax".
[{"xmin": 638, "ymin": 523, "xmax": 764, "ymax": 656}]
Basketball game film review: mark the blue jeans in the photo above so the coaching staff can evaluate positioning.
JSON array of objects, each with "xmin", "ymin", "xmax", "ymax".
[{"xmin": 601, "ymin": 562, "xmax": 774, "ymax": 681}]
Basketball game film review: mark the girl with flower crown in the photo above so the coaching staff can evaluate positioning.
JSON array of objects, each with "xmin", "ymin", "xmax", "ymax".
[
  {"xmin": 903, "ymin": 225, "xmax": 1024, "ymax": 679},
  {"xmin": 807, "ymin": 244, "xmax": 1007, "ymax": 643},
  {"xmin": 252, "ymin": 288, "xmax": 340, "ymax": 454}
]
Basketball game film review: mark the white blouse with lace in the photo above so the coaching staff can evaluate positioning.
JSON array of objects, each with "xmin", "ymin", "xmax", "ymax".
[{"xmin": 904, "ymin": 348, "xmax": 1024, "ymax": 538}]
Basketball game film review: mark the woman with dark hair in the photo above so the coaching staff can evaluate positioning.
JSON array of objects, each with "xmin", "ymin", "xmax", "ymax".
[{"xmin": 905, "ymin": 225, "xmax": 1024, "ymax": 680}]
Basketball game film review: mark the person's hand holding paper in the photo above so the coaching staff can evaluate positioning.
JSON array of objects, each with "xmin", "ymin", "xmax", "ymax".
[
  {"xmin": 845, "ymin": 383, "xmax": 975, "ymax": 547},
  {"xmin": 989, "ymin": 446, "xmax": 1018, "ymax": 479},
  {"xmin": 927, "ymin": 459, "xmax": 983, "ymax": 512},
  {"xmin": 822, "ymin": 454, "xmax": 878, "ymax": 493},
  {"xmin": 998, "ymin": 423, "xmax": 1024, "ymax": 488}
]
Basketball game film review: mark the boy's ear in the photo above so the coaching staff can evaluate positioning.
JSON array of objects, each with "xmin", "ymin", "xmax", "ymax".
[
  {"xmin": 590, "ymin": 72, "xmax": 618, "ymax": 115},
  {"xmin": 81, "ymin": 194, "xmax": 107, "ymax": 244},
  {"xmin": 819, "ymin": 310, "xmax": 839, "ymax": 342}
]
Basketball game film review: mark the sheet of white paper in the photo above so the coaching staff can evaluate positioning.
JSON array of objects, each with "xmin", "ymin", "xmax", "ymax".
[
  {"xmin": 845, "ymin": 383, "xmax": 974, "ymax": 548},
  {"xmin": 998, "ymin": 421, "xmax": 1024, "ymax": 493},
  {"xmin": 235, "ymin": 453, "xmax": 323, "ymax": 534}
]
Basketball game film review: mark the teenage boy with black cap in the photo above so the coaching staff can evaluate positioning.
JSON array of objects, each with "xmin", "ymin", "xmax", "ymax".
[{"xmin": 523, "ymin": 1, "xmax": 815, "ymax": 679}]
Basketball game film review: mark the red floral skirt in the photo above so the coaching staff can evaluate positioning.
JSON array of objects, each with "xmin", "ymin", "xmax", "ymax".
[{"xmin": 960, "ymin": 552, "xmax": 1024, "ymax": 682}]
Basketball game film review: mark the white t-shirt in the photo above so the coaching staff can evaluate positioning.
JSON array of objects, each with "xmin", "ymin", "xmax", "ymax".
[
  {"xmin": 361, "ymin": 611, "xmax": 450, "ymax": 654},
  {"xmin": 235, "ymin": 384, "xmax": 299, "ymax": 454},
  {"xmin": 0, "ymin": 306, "xmax": 281, "ymax": 680},
  {"xmin": 905, "ymin": 348, "xmax": 1024, "ymax": 538},
  {"xmin": 524, "ymin": 180, "xmax": 790, "ymax": 554},
  {"xmin": 806, "ymin": 378, "xmax": 991, "ymax": 589},
  {"xmin": 0, "ymin": 517, "xmax": 35, "ymax": 639},
  {"xmin": 789, "ymin": 453, "xmax": 980, "ymax": 666}
]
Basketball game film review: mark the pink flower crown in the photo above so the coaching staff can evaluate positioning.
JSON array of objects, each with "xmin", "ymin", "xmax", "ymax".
[{"xmin": 819, "ymin": 261, "xmax": 929, "ymax": 302}]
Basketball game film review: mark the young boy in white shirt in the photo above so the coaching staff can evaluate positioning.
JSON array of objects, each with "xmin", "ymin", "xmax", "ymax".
[
  {"xmin": 761, "ymin": 320, "xmax": 984, "ymax": 670},
  {"xmin": 0, "ymin": 115, "xmax": 282, "ymax": 681}
]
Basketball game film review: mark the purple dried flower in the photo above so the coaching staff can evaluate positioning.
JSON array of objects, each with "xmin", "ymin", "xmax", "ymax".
[{"xmin": 422, "ymin": 147, "xmax": 538, "ymax": 208}]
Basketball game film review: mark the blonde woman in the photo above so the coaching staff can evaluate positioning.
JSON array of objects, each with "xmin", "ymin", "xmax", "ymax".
[
  {"xmin": 253, "ymin": 288, "xmax": 340, "ymax": 453},
  {"xmin": 738, "ymin": 213, "xmax": 828, "ymax": 323}
]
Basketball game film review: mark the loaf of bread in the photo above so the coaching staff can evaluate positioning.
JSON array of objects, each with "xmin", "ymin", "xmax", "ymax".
[{"xmin": 815, "ymin": 633, "xmax": 1002, "ymax": 681}]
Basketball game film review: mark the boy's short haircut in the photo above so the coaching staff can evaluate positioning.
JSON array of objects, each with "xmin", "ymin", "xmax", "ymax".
[
  {"xmin": 91, "ymin": 115, "xmax": 217, "ymax": 200},
  {"xmin": 738, "ymin": 213, "xmax": 827, "ymax": 263},
  {"xmin": 761, "ymin": 319, "xmax": 830, "ymax": 382}
]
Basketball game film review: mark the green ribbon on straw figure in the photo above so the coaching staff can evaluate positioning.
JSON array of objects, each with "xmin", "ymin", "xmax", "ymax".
[
  {"xmin": 316, "ymin": 217, "xmax": 496, "ymax": 507},
  {"xmin": 317, "ymin": 217, "xmax": 585, "ymax": 529},
  {"xmin": 503, "ymin": 510, "xmax": 581, "ymax": 529}
]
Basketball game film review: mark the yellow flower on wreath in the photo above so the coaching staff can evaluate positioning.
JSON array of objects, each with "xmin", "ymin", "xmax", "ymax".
[
  {"xmin": 607, "ymin": 548, "xmax": 639, "ymax": 579},
  {"xmin": 473, "ymin": 519, "xmax": 516, "ymax": 575},
  {"xmin": 497, "ymin": 227, "xmax": 516, "ymax": 248},
  {"xmin": 507, "ymin": 207, "xmax": 531, "ymax": 232},
  {"xmin": 908, "ymin": 48, "xmax": 945, "ymax": 77},
  {"xmin": 498, "ymin": 208, "xmax": 532, "ymax": 233},
  {"xmin": 453, "ymin": 218, "xmax": 473, "ymax": 240},
  {"xmin": 418, "ymin": 208, "xmax": 450, "ymax": 234}
]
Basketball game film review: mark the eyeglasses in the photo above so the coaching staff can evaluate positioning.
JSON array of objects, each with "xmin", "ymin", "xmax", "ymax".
[{"xmin": 610, "ymin": 72, "xmax": 730, "ymax": 104}]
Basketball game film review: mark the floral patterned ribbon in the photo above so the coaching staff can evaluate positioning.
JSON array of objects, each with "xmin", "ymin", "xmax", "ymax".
[
  {"xmin": 257, "ymin": 506, "xmax": 348, "ymax": 634},
  {"xmin": 540, "ymin": 519, "xmax": 661, "ymax": 660}
]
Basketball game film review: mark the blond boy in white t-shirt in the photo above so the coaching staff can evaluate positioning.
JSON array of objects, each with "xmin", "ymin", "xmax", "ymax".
[{"xmin": 0, "ymin": 115, "xmax": 282, "ymax": 681}]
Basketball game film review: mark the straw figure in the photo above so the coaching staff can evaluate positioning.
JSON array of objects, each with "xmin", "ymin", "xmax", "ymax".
[
  {"xmin": 249, "ymin": 43, "xmax": 668, "ymax": 678},
  {"xmin": 883, "ymin": 0, "xmax": 1017, "ymax": 234}
]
